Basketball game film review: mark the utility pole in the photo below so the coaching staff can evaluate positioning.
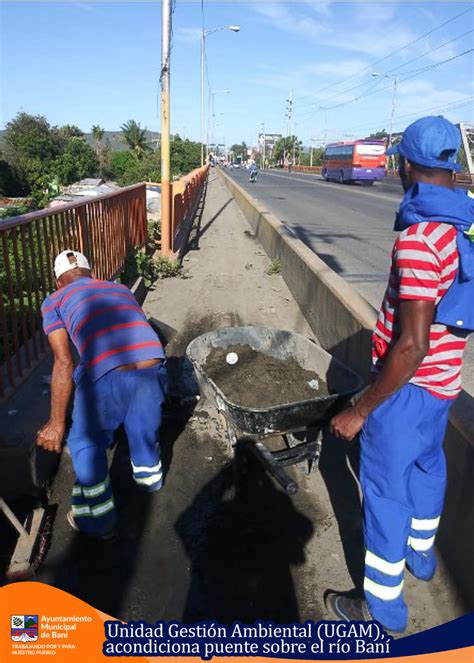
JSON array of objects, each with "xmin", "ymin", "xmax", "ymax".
[
  {"xmin": 293, "ymin": 121, "xmax": 297, "ymax": 165},
  {"xmin": 261, "ymin": 122, "xmax": 266, "ymax": 169},
  {"xmin": 160, "ymin": 0, "xmax": 171, "ymax": 255},
  {"xmin": 285, "ymin": 91, "xmax": 293, "ymax": 168},
  {"xmin": 286, "ymin": 91, "xmax": 293, "ymax": 136}
]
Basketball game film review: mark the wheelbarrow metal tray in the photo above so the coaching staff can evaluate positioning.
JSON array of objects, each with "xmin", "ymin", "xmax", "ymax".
[{"xmin": 186, "ymin": 326, "xmax": 364, "ymax": 437}]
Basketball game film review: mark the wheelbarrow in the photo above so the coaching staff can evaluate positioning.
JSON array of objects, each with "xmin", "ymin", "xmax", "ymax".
[{"xmin": 186, "ymin": 326, "xmax": 364, "ymax": 494}]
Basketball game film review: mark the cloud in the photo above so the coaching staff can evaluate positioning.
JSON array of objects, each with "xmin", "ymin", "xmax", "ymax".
[
  {"xmin": 248, "ymin": 58, "xmax": 371, "ymax": 103},
  {"xmin": 353, "ymin": 2, "xmax": 396, "ymax": 26},
  {"xmin": 300, "ymin": 0, "xmax": 333, "ymax": 17},
  {"xmin": 69, "ymin": 1, "xmax": 97, "ymax": 14},
  {"xmin": 252, "ymin": 3, "xmax": 330, "ymax": 40},
  {"xmin": 303, "ymin": 59, "xmax": 370, "ymax": 79},
  {"xmin": 175, "ymin": 27, "xmax": 201, "ymax": 43},
  {"xmin": 251, "ymin": 2, "xmax": 418, "ymax": 58}
]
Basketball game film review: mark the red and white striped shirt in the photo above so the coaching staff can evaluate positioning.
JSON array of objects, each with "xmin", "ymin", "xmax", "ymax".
[{"xmin": 373, "ymin": 221, "xmax": 468, "ymax": 399}]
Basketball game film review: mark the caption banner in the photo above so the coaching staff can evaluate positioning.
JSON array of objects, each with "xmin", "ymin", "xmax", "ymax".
[{"xmin": 103, "ymin": 620, "xmax": 392, "ymax": 658}]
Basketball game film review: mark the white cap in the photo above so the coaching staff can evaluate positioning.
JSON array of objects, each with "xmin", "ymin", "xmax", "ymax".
[{"xmin": 54, "ymin": 250, "xmax": 91, "ymax": 279}]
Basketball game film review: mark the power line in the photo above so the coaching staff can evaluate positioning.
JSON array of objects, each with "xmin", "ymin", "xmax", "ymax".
[
  {"xmin": 295, "ymin": 6, "xmax": 473, "ymax": 106},
  {"xmin": 309, "ymin": 27, "xmax": 474, "ymax": 108},
  {"xmin": 385, "ymin": 28, "xmax": 474, "ymax": 76},
  {"xmin": 395, "ymin": 48, "xmax": 474, "ymax": 79},
  {"xmin": 312, "ymin": 97, "xmax": 474, "ymax": 140},
  {"xmin": 312, "ymin": 48, "xmax": 474, "ymax": 112}
]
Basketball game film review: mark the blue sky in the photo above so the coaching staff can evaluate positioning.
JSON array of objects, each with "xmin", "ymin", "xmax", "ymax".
[{"xmin": 1, "ymin": 1, "xmax": 473, "ymax": 148}]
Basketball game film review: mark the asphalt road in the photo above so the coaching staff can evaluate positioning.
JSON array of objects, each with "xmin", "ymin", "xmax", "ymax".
[{"xmin": 226, "ymin": 167, "xmax": 474, "ymax": 397}]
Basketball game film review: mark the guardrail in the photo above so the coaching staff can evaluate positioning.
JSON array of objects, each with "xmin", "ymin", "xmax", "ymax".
[
  {"xmin": 171, "ymin": 165, "xmax": 209, "ymax": 252},
  {"xmin": 147, "ymin": 165, "xmax": 209, "ymax": 255},
  {"xmin": 0, "ymin": 183, "xmax": 147, "ymax": 400},
  {"xmin": 290, "ymin": 166, "xmax": 323, "ymax": 174}
]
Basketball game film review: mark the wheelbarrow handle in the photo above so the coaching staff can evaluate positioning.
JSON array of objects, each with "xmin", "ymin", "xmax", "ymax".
[{"xmin": 248, "ymin": 441, "xmax": 298, "ymax": 495}]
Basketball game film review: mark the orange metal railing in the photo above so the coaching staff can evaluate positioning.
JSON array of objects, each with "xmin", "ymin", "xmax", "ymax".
[
  {"xmin": 291, "ymin": 166, "xmax": 323, "ymax": 174},
  {"xmin": 0, "ymin": 183, "xmax": 147, "ymax": 399},
  {"xmin": 171, "ymin": 165, "xmax": 209, "ymax": 253},
  {"xmin": 145, "ymin": 165, "xmax": 209, "ymax": 255}
]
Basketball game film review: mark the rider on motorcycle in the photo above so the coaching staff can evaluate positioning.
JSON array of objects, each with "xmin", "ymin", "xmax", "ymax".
[{"xmin": 249, "ymin": 162, "xmax": 258, "ymax": 182}]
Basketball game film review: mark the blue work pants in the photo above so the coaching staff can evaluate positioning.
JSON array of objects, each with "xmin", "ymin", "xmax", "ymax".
[
  {"xmin": 360, "ymin": 383, "xmax": 453, "ymax": 632},
  {"xmin": 67, "ymin": 363, "xmax": 168, "ymax": 536}
]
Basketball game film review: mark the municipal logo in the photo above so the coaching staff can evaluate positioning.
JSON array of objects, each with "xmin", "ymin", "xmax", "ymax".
[{"xmin": 11, "ymin": 615, "xmax": 39, "ymax": 642}]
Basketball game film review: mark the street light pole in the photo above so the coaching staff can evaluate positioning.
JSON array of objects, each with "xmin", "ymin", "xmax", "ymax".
[
  {"xmin": 261, "ymin": 122, "xmax": 266, "ymax": 169},
  {"xmin": 372, "ymin": 72, "xmax": 398, "ymax": 165},
  {"xmin": 207, "ymin": 89, "xmax": 230, "ymax": 161},
  {"xmin": 200, "ymin": 25, "xmax": 240, "ymax": 167},
  {"xmin": 389, "ymin": 78, "xmax": 397, "ymax": 152},
  {"xmin": 200, "ymin": 28, "xmax": 205, "ymax": 167},
  {"xmin": 160, "ymin": 0, "xmax": 171, "ymax": 255}
]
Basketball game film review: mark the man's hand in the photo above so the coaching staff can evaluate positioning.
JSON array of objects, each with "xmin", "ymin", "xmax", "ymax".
[
  {"xmin": 330, "ymin": 407, "xmax": 366, "ymax": 442},
  {"xmin": 37, "ymin": 420, "xmax": 65, "ymax": 453}
]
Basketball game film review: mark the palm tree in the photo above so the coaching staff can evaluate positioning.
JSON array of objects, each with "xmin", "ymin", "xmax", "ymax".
[
  {"xmin": 91, "ymin": 125, "xmax": 105, "ymax": 157},
  {"xmin": 120, "ymin": 120, "xmax": 149, "ymax": 159}
]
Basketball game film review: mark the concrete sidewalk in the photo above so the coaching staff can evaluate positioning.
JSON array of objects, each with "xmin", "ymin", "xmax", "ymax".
[{"xmin": 23, "ymin": 173, "xmax": 465, "ymax": 633}]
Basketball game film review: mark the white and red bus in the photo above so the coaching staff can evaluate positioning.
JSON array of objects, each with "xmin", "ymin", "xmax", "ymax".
[{"xmin": 322, "ymin": 139, "xmax": 386, "ymax": 184}]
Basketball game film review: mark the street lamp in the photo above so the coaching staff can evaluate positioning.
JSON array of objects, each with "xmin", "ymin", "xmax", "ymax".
[
  {"xmin": 201, "ymin": 25, "xmax": 240, "ymax": 166},
  {"xmin": 309, "ymin": 138, "xmax": 319, "ymax": 168},
  {"xmin": 207, "ymin": 90, "xmax": 231, "ymax": 160},
  {"xmin": 311, "ymin": 105, "xmax": 328, "ymax": 145},
  {"xmin": 371, "ymin": 72, "xmax": 398, "ymax": 153}
]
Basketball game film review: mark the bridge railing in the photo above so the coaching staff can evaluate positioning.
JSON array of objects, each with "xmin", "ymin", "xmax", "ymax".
[
  {"xmin": 0, "ymin": 183, "xmax": 147, "ymax": 400},
  {"xmin": 171, "ymin": 165, "xmax": 209, "ymax": 252},
  {"xmin": 291, "ymin": 166, "xmax": 322, "ymax": 174},
  {"xmin": 146, "ymin": 164, "xmax": 209, "ymax": 254}
]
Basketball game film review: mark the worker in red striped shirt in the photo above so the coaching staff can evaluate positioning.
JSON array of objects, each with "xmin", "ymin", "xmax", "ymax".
[
  {"xmin": 326, "ymin": 116, "xmax": 474, "ymax": 632},
  {"xmin": 37, "ymin": 250, "xmax": 167, "ymax": 540}
]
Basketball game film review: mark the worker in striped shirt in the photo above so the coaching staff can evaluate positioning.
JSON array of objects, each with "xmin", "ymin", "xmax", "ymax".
[
  {"xmin": 326, "ymin": 116, "xmax": 474, "ymax": 632},
  {"xmin": 37, "ymin": 250, "xmax": 167, "ymax": 541}
]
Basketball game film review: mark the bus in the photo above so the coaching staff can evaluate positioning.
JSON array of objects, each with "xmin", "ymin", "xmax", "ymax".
[{"xmin": 322, "ymin": 139, "xmax": 386, "ymax": 184}]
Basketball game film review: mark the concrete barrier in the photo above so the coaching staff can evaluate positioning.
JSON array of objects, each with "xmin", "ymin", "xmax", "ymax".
[{"xmin": 218, "ymin": 167, "xmax": 474, "ymax": 609}]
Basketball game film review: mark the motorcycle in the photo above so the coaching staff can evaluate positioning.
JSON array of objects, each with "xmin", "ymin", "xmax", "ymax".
[{"xmin": 249, "ymin": 170, "xmax": 258, "ymax": 183}]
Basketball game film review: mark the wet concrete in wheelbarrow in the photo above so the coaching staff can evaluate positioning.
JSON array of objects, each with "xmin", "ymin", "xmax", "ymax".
[{"xmin": 204, "ymin": 345, "xmax": 329, "ymax": 408}]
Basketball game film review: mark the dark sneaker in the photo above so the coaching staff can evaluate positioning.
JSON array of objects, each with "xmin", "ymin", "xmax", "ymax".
[
  {"xmin": 67, "ymin": 510, "xmax": 115, "ymax": 542},
  {"xmin": 324, "ymin": 590, "xmax": 372, "ymax": 622},
  {"xmin": 325, "ymin": 590, "xmax": 406, "ymax": 634}
]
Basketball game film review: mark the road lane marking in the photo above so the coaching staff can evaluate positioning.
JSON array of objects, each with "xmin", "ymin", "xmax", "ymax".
[{"xmin": 258, "ymin": 170, "xmax": 401, "ymax": 202}]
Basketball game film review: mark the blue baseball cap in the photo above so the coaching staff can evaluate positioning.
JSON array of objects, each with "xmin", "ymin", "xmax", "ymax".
[{"xmin": 387, "ymin": 116, "xmax": 461, "ymax": 171}]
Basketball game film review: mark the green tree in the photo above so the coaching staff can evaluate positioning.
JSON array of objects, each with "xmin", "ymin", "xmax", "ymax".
[
  {"xmin": 3, "ymin": 113, "xmax": 61, "ymax": 200},
  {"xmin": 57, "ymin": 124, "xmax": 84, "ymax": 140},
  {"xmin": 101, "ymin": 138, "xmax": 112, "ymax": 179},
  {"xmin": 92, "ymin": 125, "xmax": 106, "ymax": 176},
  {"xmin": 120, "ymin": 120, "xmax": 150, "ymax": 159},
  {"xmin": 367, "ymin": 129, "xmax": 388, "ymax": 140},
  {"xmin": 107, "ymin": 150, "xmax": 137, "ymax": 181},
  {"xmin": 91, "ymin": 125, "xmax": 105, "ymax": 156},
  {"xmin": 0, "ymin": 159, "xmax": 25, "ymax": 196},
  {"xmin": 53, "ymin": 137, "xmax": 98, "ymax": 185},
  {"xmin": 299, "ymin": 147, "xmax": 324, "ymax": 167},
  {"xmin": 272, "ymin": 135, "xmax": 302, "ymax": 165},
  {"xmin": 171, "ymin": 135, "xmax": 201, "ymax": 175}
]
